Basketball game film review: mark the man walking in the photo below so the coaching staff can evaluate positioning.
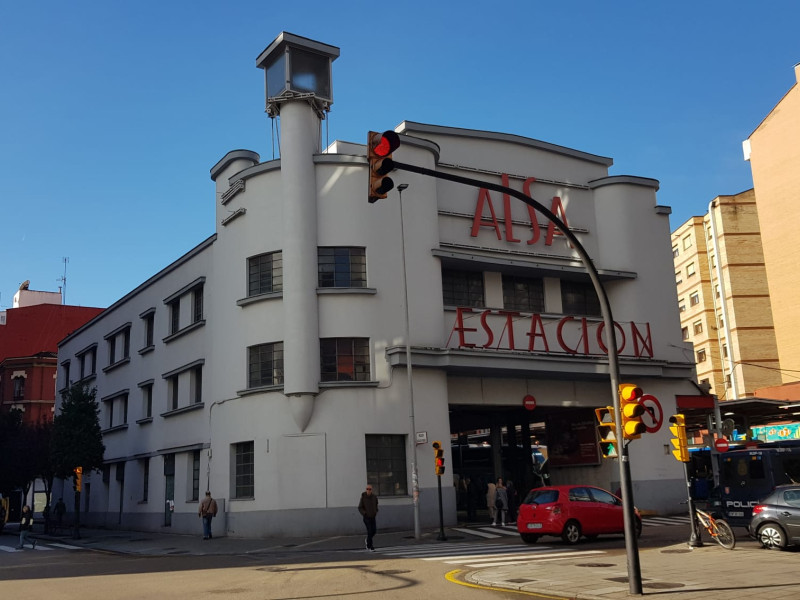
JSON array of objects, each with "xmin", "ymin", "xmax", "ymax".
[
  {"xmin": 198, "ymin": 491, "xmax": 218, "ymax": 540},
  {"xmin": 358, "ymin": 484, "xmax": 378, "ymax": 551},
  {"xmin": 16, "ymin": 505, "xmax": 36, "ymax": 550}
]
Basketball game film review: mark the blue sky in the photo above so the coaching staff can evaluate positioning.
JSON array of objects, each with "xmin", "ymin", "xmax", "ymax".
[{"xmin": 2, "ymin": 1, "xmax": 798, "ymax": 309}]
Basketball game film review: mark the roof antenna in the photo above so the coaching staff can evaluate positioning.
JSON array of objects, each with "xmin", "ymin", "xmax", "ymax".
[{"xmin": 57, "ymin": 257, "xmax": 69, "ymax": 305}]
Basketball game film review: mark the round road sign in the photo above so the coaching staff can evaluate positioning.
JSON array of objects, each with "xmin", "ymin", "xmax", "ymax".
[
  {"xmin": 523, "ymin": 394, "xmax": 537, "ymax": 411},
  {"xmin": 714, "ymin": 438, "xmax": 730, "ymax": 452},
  {"xmin": 639, "ymin": 394, "xmax": 663, "ymax": 433}
]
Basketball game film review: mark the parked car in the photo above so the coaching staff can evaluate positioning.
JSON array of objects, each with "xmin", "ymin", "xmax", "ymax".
[
  {"xmin": 516, "ymin": 485, "xmax": 641, "ymax": 544},
  {"xmin": 749, "ymin": 484, "xmax": 800, "ymax": 550}
]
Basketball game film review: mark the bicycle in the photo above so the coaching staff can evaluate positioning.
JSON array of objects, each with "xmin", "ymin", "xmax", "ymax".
[{"xmin": 694, "ymin": 507, "xmax": 736, "ymax": 549}]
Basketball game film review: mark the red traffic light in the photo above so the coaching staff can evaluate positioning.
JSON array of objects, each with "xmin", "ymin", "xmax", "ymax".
[{"xmin": 368, "ymin": 130, "xmax": 401, "ymax": 203}]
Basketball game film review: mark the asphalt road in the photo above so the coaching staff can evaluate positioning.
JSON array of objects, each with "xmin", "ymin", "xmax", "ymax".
[{"xmin": 0, "ymin": 520, "xmax": 772, "ymax": 600}]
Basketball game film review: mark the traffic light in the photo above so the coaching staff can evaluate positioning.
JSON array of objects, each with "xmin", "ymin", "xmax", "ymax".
[
  {"xmin": 432, "ymin": 440, "xmax": 446, "ymax": 476},
  {"xmin": 669, "ymin": 414, "xmax": 690, "ymax": 462},
  {"xmin": 367, "ymin": 130, "xmax": 400, "ymax": 203},
  {"xmin": 73, "ymin": 466, "xmax": 83, "ymax": 492},
  {"xmin": 595, "ymin": 406, "xmax": 619, "ymax": 459},
  {"xmin": 619, "ymin": 383, "xmax": 647, "ymax": 440}
]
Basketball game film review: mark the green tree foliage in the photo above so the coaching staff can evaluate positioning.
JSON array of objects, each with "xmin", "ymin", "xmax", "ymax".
[{"xmin": 51, "ymin": 383, "xmax": 105, "ymax": 479}]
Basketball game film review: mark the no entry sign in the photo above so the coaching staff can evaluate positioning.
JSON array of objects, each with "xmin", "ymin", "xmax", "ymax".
[
  {"xmin": 714, "ymin": 438, "xmax": 730, "ymax": 453},
  {"xmin": 523, "ymin": 394, "xmax": 537, "ymax": 411}
]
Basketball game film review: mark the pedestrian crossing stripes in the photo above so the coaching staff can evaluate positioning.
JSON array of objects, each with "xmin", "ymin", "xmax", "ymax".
[
  {"xmin": 453, "ymin": 524, "xmax": 521, "ymax": 539},
  {"xmin": 369, "ymin": 541, "xmax": 605, "ymax": 568},
  {"xmin": 0, "ymin": 541, "xmax": 82, "ymax": 552},
  {"xmin": 642, "ymin": 515, "xmax": 692, "ymax": 527}
]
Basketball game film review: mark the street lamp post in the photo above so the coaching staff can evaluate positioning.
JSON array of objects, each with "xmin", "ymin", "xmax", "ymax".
[{"xmin": 397, "ymin": 183, "xmax": 421, "ymax": 541}]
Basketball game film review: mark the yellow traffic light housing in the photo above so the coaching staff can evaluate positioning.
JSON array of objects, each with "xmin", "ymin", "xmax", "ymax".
[
  {"xmin": 669, "ymin": 414, "xmax": 690, "ymax": 462},
  {"xmin": 595, "ymin": 406, "xmax": 619, "ymax": 459},
  {"xmin": 619, "ymin": 383, "xmax": 647, "ymax": 440},
  {"xmin": 367, "ymin": 130, "xmax": 400, "ymax": 203},
  {"xmin": 432, "ymin": 440, "xmax": 446, "ymax": 476}
]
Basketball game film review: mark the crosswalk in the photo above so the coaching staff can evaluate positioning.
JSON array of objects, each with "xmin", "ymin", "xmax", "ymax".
[
  {"xmin": 371, "ymin": 541, "xmax": 605, "ymax": 568},
  {"xmin": 0, "ymin": 540, "xmax": 82, "ymax": 553},
  {"xmin": 642, "ymin": 515, "xmax": 692, "ymax": 527}
]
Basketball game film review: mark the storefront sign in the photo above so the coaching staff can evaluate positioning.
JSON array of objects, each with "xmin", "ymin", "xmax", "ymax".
[{"xmin": 447, "ymin": 308, "xmax": 654, "ymax": 358}]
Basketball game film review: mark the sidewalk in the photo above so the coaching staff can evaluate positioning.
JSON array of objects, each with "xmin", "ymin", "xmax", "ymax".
[{"xmin": 8, "ymin": 524, "xmax": 800, "ymax": 599}]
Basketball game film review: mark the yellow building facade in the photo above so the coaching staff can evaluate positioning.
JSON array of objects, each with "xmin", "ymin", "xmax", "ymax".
[
  {"xmin": 744, "ymin": 64, "xmax": 800, "ymax": 385},
  {"xmin": 672, "ymin": 190, "xmax": 781, "ymax": 399}
]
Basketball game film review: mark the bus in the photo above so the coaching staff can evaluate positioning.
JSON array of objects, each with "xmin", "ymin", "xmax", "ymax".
[{"xmin": 713, "ymin": 442, "xmax": 800, "ymax": 527}]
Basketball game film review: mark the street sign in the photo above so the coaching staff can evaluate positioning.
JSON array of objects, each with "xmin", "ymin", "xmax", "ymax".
[
  {"xmin": 639, "ymin": 394, "xmax": 663, "ymax": 433},
  {"xmin": 714, "ymin": 438, "xmax": 730, "ymax": 453},
  {"xmin": 523, "ymin": 394, "xmax": 537, "ymax": 411}
]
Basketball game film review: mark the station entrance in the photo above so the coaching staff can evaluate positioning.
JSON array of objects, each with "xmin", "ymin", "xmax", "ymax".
[{"xmin": 448, "ymin": 403, "xmax": 601, "ymax": 521}]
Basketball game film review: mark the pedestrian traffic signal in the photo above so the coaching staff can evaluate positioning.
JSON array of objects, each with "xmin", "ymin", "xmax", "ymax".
[
  {"xmin": 432, "ymin": 440, "xmax": 446, "ymax": 476},
  {"xmin": 669, "ymin": 414, "xmax": 690, "ymax": 462},
  {"xmin": 73, "ymin": 466, "xmax": 83, "ymax": 492},
  {"xmin": 619, "ymin": 383, "xmax": 647, "ymax": 440},
  {"xmin": 595, "ymin": 406, "xmax": 619, "ymax": 459},
  {"xmin": 367, "ymin": 130, "xmax": 400, "ymax": 203}
]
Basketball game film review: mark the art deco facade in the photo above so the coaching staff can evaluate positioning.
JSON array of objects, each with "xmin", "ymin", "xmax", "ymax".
[{"xmin": 56, "ymin": 33, "xmax": 697, "ymax": 538}]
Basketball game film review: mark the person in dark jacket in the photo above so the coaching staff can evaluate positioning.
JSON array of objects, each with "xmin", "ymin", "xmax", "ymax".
[
  {"xmin": 16, "ymin": 505, "xmax": 36, "ymax": 550},
  {"xmin": 358, "ymin": 484, "xmax": 379, "ymax": 551}
]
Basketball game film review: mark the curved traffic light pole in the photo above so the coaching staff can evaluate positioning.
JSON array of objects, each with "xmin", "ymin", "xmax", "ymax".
[{"xmin": 391, "ymin": 159, "xmax": 643, "ymax": 595}]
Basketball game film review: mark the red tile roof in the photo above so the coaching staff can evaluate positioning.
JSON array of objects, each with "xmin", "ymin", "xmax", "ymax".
[{"xmin": 0, "ymin": 304, "xmax": 104, "ymax": 362}]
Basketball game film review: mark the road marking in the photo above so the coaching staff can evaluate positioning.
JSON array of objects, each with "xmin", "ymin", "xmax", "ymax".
[
  {"xmin": 476, "ymin": 526, "xmax": 520, "ymax": 536},
  {"xmin": 445, "ymin": 569, "xmax": 571, "ymax": 599},
  {"xmin": 451, "ymin": 527, "xmax": 501, "ymax": 539},
  {"xmin": 643, "ymin": 516, "xmax": 692, "ymax": 526}
]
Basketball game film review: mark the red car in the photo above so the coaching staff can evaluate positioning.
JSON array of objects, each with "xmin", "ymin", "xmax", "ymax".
[{"xmin": 516, "ymin": 485, "xmax": 642, "ymax": 544}]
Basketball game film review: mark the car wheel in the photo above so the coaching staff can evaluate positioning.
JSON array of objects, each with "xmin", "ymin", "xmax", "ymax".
[
  {"xmin": 520, "ymin": 533, "xmax": 539, "ymax": 544},
  {"xmin": 757, "ymin": 523, "xmax": 787, "ymax": 550},
  {"xmin": 561, "ymin": 520, "xmax": 581, "ymax": 544}
]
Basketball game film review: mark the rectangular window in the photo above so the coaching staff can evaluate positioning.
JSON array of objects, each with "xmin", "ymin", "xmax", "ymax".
[
  {"xmin": 318, "ymin": 247, "xmax": 367, "ymax": 288},
  {"xmin": 123, "ymin": 328, "xmax": 130, "ymax": 358},
  {"xmin": 144, "ymin": 312, "xmax": 155, "ymax": 347},
  {"xmin": 192, "ymin": 450, "xmax": 200, "ymax": 502},
  {"xmin": 672, "ymin": 245, "xmax": 679, "ymax": 258},
  {"xmin": 61, "ymin": 361, "xmax": 71, "ymax": 387},
  {"xmin": 12, "ymin": 377, "xmax": 25, "ymax": 401},
  {"xmin": 502, "ymin": 275, "xmax": 544, "ymax": 312},
  {"xmin": 715, "ymin": 285, "xmax": 721, "ymax": 299},
  {"xmin": 683, "ymin": 234, "xmax": 692, "ymax": 250},
  {"xmin": 679, "ymin": 302, "xmax": 686, "ymax": 312},
  {"xmin": 365, "ymin": 434, "xmax": 408, "ymax": 497},
  {"xmin": 234, "ymin": 441, "xmax": 255, "ymax": 499},
  {"xmin": 687, "ymin": 263, "xmax": 696, "ymax": 277},
  {"xmin": 561, "ymin": 280, "xmax": 601, "ymax": 317},
  {"xmin": 142, "ymin": 458, "xmax": 150, "ymax": 502},
  {"xmin": 719, "ymin": 316, "xmax": 725, "ymax": 329},
  {"xmin": 142, "ymin": 383, "xmax": 153, "ymax": 418},
  {"xmin": 696, "ymin": 349, "xmax": 707, "ymax": 362},
  {"xmin": 320, "ymin": 338, "xmax": 370, "ymax": 382},
  {"xmin": 121, "ymin": 394, "xmax": 128, "ymax": 424},
  {"xmin": 681, "ymin": 327, "xmax": 689, "ymax": 340},
  {"xmin": 442, "ymin": 269, "xmax": 484, "ymax": 307},
  {"xmin": 191, "ymin": 366, "xmax": 203, "ymax": 404},
  {"xmin": 192, "ymin": 285, "xmax": 204, "ymax": 323},
  {"xmin": 248, "ymin": 342, "xmax": 284, "ymax": 388},
  {"xmin": 693, "ymin": 321, "xmax": 703, "ymax": 335},
  {"xmin": 169, "ymin": 299, "xmax": 180, "ymax": 335},
  {"xmin": 248, "ymin": 251, "xmax": 283, "ymax": 296},
  {"xmin": 108, "ymin": 337, "xmax": 117, "ymax": 365},
  {"xmin": 675, "ymin": 271, "xmax": 682, "ymax": 285},
  {"xmin": 690, "ymin": 291, "xmax": 700, "ymax": 306},
  {"xmin": 723, "ymin": 344, "xmax": 728, "ymax": 358},
  {"xmin": 168, "ymin": 375, "xmax": 179, "ymax": 411}
]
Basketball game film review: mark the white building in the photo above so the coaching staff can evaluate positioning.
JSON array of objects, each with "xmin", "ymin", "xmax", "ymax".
[{"xmin": 57, "ymin": 32, "xmax": 697, "ymax": 538}]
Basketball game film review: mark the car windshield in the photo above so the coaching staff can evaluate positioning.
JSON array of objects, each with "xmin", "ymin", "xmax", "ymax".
[{"xmin": 523, "ymin": 489, "xmax": 559, "ymax": 505}]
